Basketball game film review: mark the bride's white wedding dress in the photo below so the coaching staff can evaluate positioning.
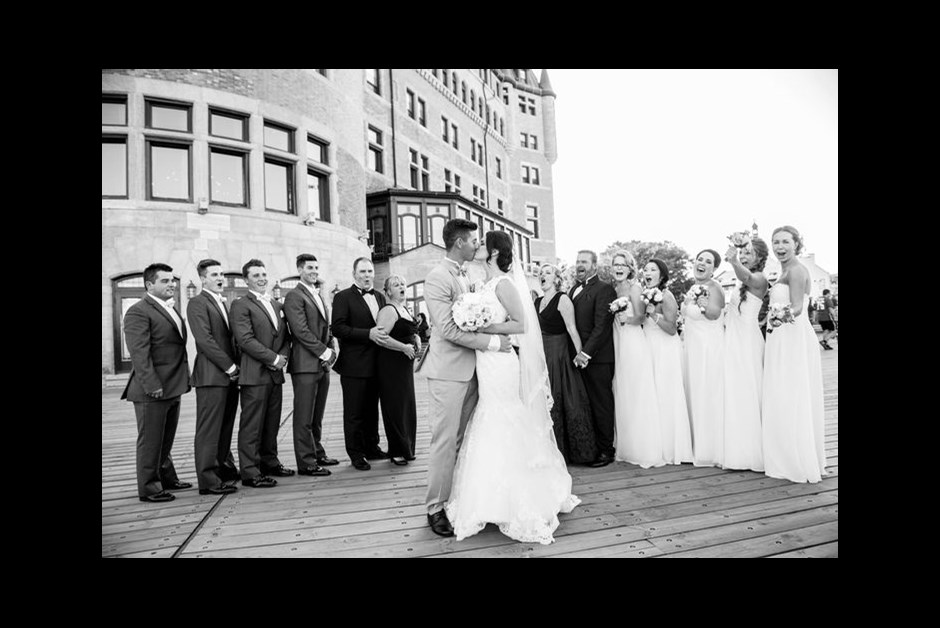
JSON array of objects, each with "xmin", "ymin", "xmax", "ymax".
[{"xmin": 445, "ymin": 275, "xmax": 580, "ymax": 544}]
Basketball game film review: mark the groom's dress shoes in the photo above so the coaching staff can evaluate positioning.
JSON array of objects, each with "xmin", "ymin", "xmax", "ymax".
[
  {"xmin": 589, "ymin": 453, "xmax": 614, "ymax": 468},
  {"xmin": 365, "ymin": 448, "xmax": 387, "ymax": 460},
  {"xmin": 428, "ymin": 511, "xmax": 455, "ymax": 537},
  {"xmin": 352, "ymin": 458, "xmax": 371, "ymax": 471}
]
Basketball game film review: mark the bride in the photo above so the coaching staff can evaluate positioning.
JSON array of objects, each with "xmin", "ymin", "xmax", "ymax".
[{"xmin": 445, "ymin": 231, "xmax": 580, "ymax": 544}]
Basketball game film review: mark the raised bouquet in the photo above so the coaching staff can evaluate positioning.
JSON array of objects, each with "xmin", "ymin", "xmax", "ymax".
[
  {"xmin": 641, "ymin": 287, "xmax": 664, "ymax": 309},
  {"xmin": 766, "ymin": 302, "xmax": 795, "ymax": 333},
  {"xmin": 728, "ymin": 230, "xmax": 752, "ymax": 249},
  {"xmin": 452, "ymin": 291, "xmax": 494, "ymax": 332},
  {"xmin": 688, "ymin": 284, "xmax": 709, "ymax": 314}
]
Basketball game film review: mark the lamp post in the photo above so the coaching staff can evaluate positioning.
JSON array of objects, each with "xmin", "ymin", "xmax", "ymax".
[{"xmin": 186, "ymin": 280, "xmax": 197, "ymax": 300}]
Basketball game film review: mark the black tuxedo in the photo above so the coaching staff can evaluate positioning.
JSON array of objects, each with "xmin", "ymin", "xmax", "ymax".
[
  {"xmin": 121, "ymin": 295, "xmax": 191, "ymax": 498},
  {"xmin": 230, "ymin": 292, "xmax": 291, "ymax": 479},
  {"xmin": 331, "ymin": 284, "xmax": 387, "ymax": 461},
  {"xmin": 187, "ymin": 290, "xmax": 240, "ymax": 489},
  {"xmin": 284, "ymin": 283, "xmax": 333, "ymax": 467},
  {"xmin": 569, "ymin": 275, "xmax": 617, "ymax": 457}
]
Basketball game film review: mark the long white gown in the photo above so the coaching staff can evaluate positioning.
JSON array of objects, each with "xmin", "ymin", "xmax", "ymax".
[
  {"xmin": 613, "ymin": 298, "xmax": 665, "ymax": 468},
  {"xmin": 681, "ymin": 294, "xmax": 725, "ymax": 467},
  {"xmin": 722, "ymin": 288, "xmax": 765, "ymax": 471},
  {"xmin": 644, "ymin": 312, "xmax": 694, "ymax": 465},
  {"xmin": 761, "ymin": 283, "xmax": 826, "ymax": 483},
  {"xmin": 446, "ymin": 276, "xmax": 580, "ymax": 544}
]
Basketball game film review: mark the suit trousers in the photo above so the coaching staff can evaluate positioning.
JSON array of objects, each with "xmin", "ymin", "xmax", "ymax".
[
  {"xmin": 238, "ymin": 383, "xmax": 284, "ymax": 479},
  {"xmin": 291, "ymin": 371, "xmax": 330, "ymax": 467},
  {"xmin": 194, "ymin": 384, "xmax": 239, "ymax": 490},
  {"xmin": 133, "ymin": 397, "xmax": 181, "ymax": 497},
  {"xmin": 582, "ymin": 362, "xmax": 616, "ymax": 457},
  {"xmin": 425, "ymin": 376, "xmax": 478, "ymax": 515},
  {"xmin": 340, "ymin": 375, "xmax": 380, "ymax": 461}
]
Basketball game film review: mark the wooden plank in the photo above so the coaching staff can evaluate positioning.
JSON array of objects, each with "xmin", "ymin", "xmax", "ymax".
[
  {"xmin": 658, "ymin": 521, "xmax": 839, "ymax": 558},
  {"xmin": 768, "ymin": 542, "xmax": 839, "ymax": 558}
]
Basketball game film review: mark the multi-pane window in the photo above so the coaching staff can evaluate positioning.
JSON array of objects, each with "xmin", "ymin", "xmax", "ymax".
[
  {"xmin": 446, "ymin": 170, "xmax": 463, "ymax": 195},
  {"xmin": 307, "ymin": 135, "xmax": 328, "ymax": 166},
  {"xmin": 409, "ymin": 150, "xmax": 419, "ymax": 189},
  {"xmin": 367, "ymin": 69, "xmax": 381, "ymax": 95},
  {"xmin": 102, "ymin": 136, "xmax": 127, "ymax": 198},
  {"xmin": 452, "ymin": 72, "xmax": 458, "ymax": 94},
  {"xmin": 147, "ymin": 139, "xmax": 191, "ymax": 201},
  {"xmin": 531, "ymin": 134, "xmax": 538, "ymax": 150},
  {"xmin": 418, "ymin": 97, "xmax": 426, "ymax": 127},
  {"xmin": 521, "ymin": 132, "xmax": 540, "ymax": 148},
  {"xmin": 368, "ymin": 126, "xmax": 384, "ymax": 174},
  {"xmin": 522, "ymin": 165, "xmax": 540, "ymax": 185},
  {"xmin": 476, "ymin": 142, "xmax": 484, "ymax": 167},
  {"xmin": 442, "ymin": 69, "xmax": 449, "ymax": 89},
  {"xmin": 307, "ymin": 168, "xmax": 330, "ymax": 222},
  {"xmin": 102, "ymin": 95, "xmax": 127, "ymax": 126},
  {"xmin": 497, "ymin": 199, "xmax": 504, "ymax": 215},
  {"xmin": 210, "ymin": 147, "xmax": 248, "ymax": 206},
  {"xmin": 210, "ymin": 109, "xmax": 248, "ymax": 141},
  {"xmin": 502, "ymin": 83, "xmax": 510, "ymax": 105},
  {"xmin": 485, "ymin": 218, "xmax": 495, "ymax": 233},
  {"xmin": 398, "ymin": 203, "xmax": 420, "ymax": 252},
  {"xmin": 421, "ymin": 155, "xmax": 429, "ymax": 190},
  {"xmin": 471, "ymin": 139, "xmax": 476, "ymax": 163},
  {"xmin": 452, "ymin": 123, "xmax": 459, "ymax": 149},
  {"xmin": 264, "ymin": 157, "xmax": 294, "ymax": 213},
  {"xmin": 427, "ymin": 205, "xmax": 449, "ymax": 247},
  {"xmin": 526, "ymin": 204, "xmax": 539, "ymax": 238},
  {"xmin": 479, "ymin": 98, "xmax": 484, "ymax": 116},
  {"xmin": 442, "ymin": 116, "xmax": 449, "ymax": 143},
  {"xmin": 264, "ymin": 121, "xmax": 294, "ymax": 153},
  {"xmin": 453, "ymin": 173, "xmax": 461, "ymax": 194},
  {"xmin": 518, "ymin": 95, "xmax": 536, "ymax": 115},
  {"xmin": 407, "ymin": 89, "xmax": 416, "ymax": 119},
  {"xmin": 444, "ymin": 169, "xmax": 453, "ymax": 193},
  {"xmin": 521, "ymin": 132, "xmax": 528, "ymax": 148},
  {"xmin": 146, "ymin": 98, "xmax": 191, "ymax": 132},
  {"xmin": 409, "ymin": 150, "xmax": 429, "ymax": 191},
  {"xmin": 495, "ymin": 157, "xmax": 502, "ymax": 179}
]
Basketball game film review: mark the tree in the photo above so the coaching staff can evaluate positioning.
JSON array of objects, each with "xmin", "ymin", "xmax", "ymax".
[{"xmin": 600, "ymin": 240, "xmax": 694, "ymax": 300}]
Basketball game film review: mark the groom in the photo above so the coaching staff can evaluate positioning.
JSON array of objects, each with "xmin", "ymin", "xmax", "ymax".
[{"xmin": 421, "ymin": 218, "xmax": 511, "ymax": 536}]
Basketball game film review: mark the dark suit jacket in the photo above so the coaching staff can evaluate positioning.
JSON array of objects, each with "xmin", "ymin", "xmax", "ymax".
[
  {"xmin": 568, "ymin": 274, "xmax": 616, "ymax": 364},
  {"xmin": 187, "ymin": 290, "xmax": 238, "ymax": 387},
  {"xmin": 122, "ymin": 296, "xmax": 191, "ymax": 402},
  {"xmin": 284, "ymin": 284, "xmax": 332, "ymax": 374},
  {"xmin": 331, "ymin": 285, "xmax": 386, "ymax": 378},
  {"xmin": 230, "ymin": 292, "xmax": 290, "ymax": 386}
]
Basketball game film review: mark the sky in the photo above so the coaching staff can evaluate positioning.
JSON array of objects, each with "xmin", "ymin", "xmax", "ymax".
[{"xmin": 543, "ymin": 69, "xmax": 838, "ymax": 274}]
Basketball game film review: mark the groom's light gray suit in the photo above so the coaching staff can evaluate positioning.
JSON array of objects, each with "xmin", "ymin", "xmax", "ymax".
[{"xmin": 422, "ymin": 259, "xmax": 495, "ymax": 515}]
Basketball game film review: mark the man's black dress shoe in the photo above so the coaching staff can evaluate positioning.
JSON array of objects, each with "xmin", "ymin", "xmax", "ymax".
[
  {"xmin": 218, "ymin": 464, "xmax": 240, "ymax": 482},
  {"xmin": 298, "ymin": 465, "xmax": 331, "ymax": 477},
  {"xmin": 199, "ymin": 485, "xmax": 237, "ymax": 495},
  {"xmin": 589, "ymin": 453, "xmax": 614, "ymax": 468},
  {"xmin": 317, "ymin": 456, "xmax": 340, "ymax": 466},
  {"xmin": 163, "ymin": 480, "xmax": 193, "ymax": 490},
  {"xmin": 352, "ymin": 458, "xmax": 371, "ymax": 471},
  {"xmin": 390, "ymin": 456, "xmax": 408, "ymax": 466},
  {"xmin": 263, "ymin": 464, "xmax": 295, "ymax": 477},
  {"xmin": 242, "ymin": 476, "xmax": 277, "ymax": 488},
  {"xmin": 427, "ymin": 511, "xmax": 454, "ymax": 537},
  {"xmin": 139, "ymin": 491, "xmax": 175, "ymax": 503},
  {"xmin": 365, "ymin": 448, "xmax": 387, "ymax": 460}
]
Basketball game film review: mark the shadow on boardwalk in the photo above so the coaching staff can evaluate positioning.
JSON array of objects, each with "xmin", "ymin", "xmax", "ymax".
[{"xmin": 102, "ymin": 348, "xmax": 837, "ymax": 558}]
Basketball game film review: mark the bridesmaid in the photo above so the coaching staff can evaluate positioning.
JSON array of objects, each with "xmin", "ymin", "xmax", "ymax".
[
  {"xmin": 762, "ymin": 226, "xmax": 826, "ymax": 483},
  {"xmin": 722, "ymin": 238, "xmax": 769, "ymax": 472},
  {"xmin": 535, "ymin": 264, "xmax": 597, "ymax": 464},
  {"xmin": 610, "ymin": 250, "xmax": 664, "ymax": 468},
  {"xmin": 641, "ymin": 259, "xmax": 693, "ymax": 465},
  {"xmin": 375, "ymin": 274, "xmax": 420, "ymax": 465},
  {"xmin": 681, "ymin": 249, "xmax": 725, "ymax": 467}
]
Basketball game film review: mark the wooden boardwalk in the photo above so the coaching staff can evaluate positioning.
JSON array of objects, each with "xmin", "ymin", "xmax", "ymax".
[{"xmin": 102, "ymin": 348, "xmax": 837, "ymax": 558}]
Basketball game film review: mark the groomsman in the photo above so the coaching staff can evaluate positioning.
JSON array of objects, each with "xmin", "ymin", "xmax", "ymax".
[
  {"xmin": 230, "ymin": 258, "xmax": 294, "ymax": 487},
  {"xmin": 122, "ymin": 263, "xmax": 192, "ymax": 502},
  {"xmin": 331, "ymin": 257, "xmax": 388, "ymax": 470},
  {"xmin": 569, "ymin": 250, "xmax": 617, "ymax": 467},
  {"xmin": 187, "ymin": 259, "xmax": 240, "ymax": 495},
  {"xmin": 283, "ymin": 253, "xmax": 335, "ymax": 477}
]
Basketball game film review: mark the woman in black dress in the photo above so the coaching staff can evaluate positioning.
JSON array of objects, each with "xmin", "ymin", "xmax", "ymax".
[
  {"xmin": 535, "ymin": 264, "xmax": 598, "ymax": 464},
  {"xmin": 376, "ymin": 274, "xmax": 420, "ymax": 464}
]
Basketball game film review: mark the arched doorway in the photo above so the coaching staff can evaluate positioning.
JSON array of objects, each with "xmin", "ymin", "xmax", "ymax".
[{"xmin": 111, "ymin": 273, "xmax": 183, "ymax": 374}]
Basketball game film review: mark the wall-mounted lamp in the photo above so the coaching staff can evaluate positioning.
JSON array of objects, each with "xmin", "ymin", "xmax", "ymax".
[
  {"xmin": 186, "ymin": 280, "xmax": 197, "ymax": 299},
  {"xmin": 272, "ymin": 281, "xmax": 282, "ymax": 301},
  {"xmin": 303, "ymin": 214, "xmax": 316, "ymax": 226},
  {"xmin": 197, "ymin": 198, "xmax": 209, "ymax": 215}
]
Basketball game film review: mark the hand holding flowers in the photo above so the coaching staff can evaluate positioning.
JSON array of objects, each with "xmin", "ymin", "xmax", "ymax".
[
  {"xmin": 452, "ymin": 292, "xmax": 494, "ymax": 332},
  {"xmin": 641, "ymin": 286, "xmax": 664, "ymax": 317},
  {"xmin": 688, "ymin": 284, "xmax": 709, "ymax": 314},
  {"xmin": 609, "ymin": 296, "xmax": 631, "ymax": 326},
  {"xmin": 766, "ymin": 302, "xmax": 795, "ymax": 333}
]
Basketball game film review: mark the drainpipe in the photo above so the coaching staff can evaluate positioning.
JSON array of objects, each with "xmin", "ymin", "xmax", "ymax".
[
  {"xmin": 480, "ymin": 73, "xmax": 490, "ymax": 210},
  {"xmin": 389, "ymin": 68, "xmax": 398, "ymax": 187}
]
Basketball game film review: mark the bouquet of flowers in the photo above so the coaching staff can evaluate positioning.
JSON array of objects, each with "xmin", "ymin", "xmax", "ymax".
[
  {"xmin": 676, "ymin": 312, "xmax": 685, "ymax": 335},
  {"xmin": 688, "ymin": 284, "xmax": 709, "ymax": 314},
  {"xmin": 728, "ymin": 230, "xmax": 751, "ymax": 249},
  {"xmin": 452, "ymin": 291, "xmax": 494, "ymax": 332},
  {"xmin": 766, "ymin": 302, "xmax": 795, "ymax": 333},
  {"xmin": 641, "ymin": 287, "xmax": 664, "ymax": 309},
  {"xmin": 609, "ymin": 296, "xmax": 631, "ymax": 326}
]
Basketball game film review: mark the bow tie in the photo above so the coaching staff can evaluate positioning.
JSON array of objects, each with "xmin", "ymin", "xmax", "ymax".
[
  {"xmin": 358, "ymin": 288, "xmax": 375, "ymax": 296},
  {"xmin": 456, "ymin": 266, "xmax": 468, "ymax": 277},
  {"xmin": 218, "ymin": 295, "xmax": 226, "ymax": 302},
  {"xmin": 574, "ymin": 281, "xmax": 584, "ymax": 289},
  {"xmin": 257, "ymin": 294, "xmax": 272, "ymax": 303},
  {"xmin": 165, "ymin": 298, "xmax": 176, "ymax": 308}
]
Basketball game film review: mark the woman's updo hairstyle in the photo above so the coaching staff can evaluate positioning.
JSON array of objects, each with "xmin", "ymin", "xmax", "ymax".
[{"xmin": 486, "ymin": 230, "xmax": 514, "ymax": 273}]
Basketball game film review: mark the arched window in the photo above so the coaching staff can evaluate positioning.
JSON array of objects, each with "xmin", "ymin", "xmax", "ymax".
[
  {"xmin": 111, "ymin": 273, "xmax": 182, "ymax": 373},
  {"xmin": 406, "ymin": 280, "xmax": 427, "ymax": 318},
  {"xmin": 427, "ymin": 204, "xmax": 449, "ymax": 247},
  {"xmin": 398, "ymin": 203, "xmax": 420, "ymax": 252}
]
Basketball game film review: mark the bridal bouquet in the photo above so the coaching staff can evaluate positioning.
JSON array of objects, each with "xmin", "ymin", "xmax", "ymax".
[
  {"xmin": 766, "ymin": 302, "xmax": 795, "ymax": 333},
  {"xmin": 688, "ymin": 284, "xmax": 709, "ymax": 314},
  {"xmin": 641, "ymin": 287, "xmax": 664, "ymax": 308},
  {"xmin": 609, "ymin": 296, "xmax": 631, "ymax": 326},
  {"xmin": 728, "ymin": 230, "xmax": 751, "ymax": 249},
  {"xmin": 452, "ymin": 291, "xmax": 494, "ymax": 332}
]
